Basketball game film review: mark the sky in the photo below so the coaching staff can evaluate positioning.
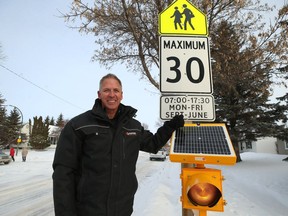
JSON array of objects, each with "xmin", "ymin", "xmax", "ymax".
[
  {"xmin": 0, "ymin": 0, "xmax": 287, "ymax": 133},
  {"xmin": 0, "ymin": 0, "xmax": 161, "ymax": 132},
  {"xmin": 0, "ymin": 148, "xmax": 287, "ymax": 215}
]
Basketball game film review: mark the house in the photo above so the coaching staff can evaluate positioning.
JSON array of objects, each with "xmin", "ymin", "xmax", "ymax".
[
  {"xmin": 48, "ymin": 125, "xmax": 61, "ymax": 145},
  {"xmin": 275, "ymin": 139, "xmax": 288, "ymax": 155},
  {"xmin": 239, "ymin": 137, "xmax": 278, "ymax": 154},
  {"xmin": 19, "ymin": 123, "xmax": 31, "ymax": 147},
  {"xmin": 20, "ymin": 124, "xmax": 61, "ymax": 146}
]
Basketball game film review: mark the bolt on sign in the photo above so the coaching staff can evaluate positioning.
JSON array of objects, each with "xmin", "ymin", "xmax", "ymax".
[{"xmin": 158, "ymin": 0, "xmax": 208, "ymax": 36}]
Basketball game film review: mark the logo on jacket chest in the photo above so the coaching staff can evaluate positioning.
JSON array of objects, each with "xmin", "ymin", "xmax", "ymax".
[{"xmin": 125, "ymin": 131, "xmax": 137, "ymax": 136}]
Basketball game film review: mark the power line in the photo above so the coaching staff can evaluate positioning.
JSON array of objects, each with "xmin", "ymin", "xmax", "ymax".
[{"xmin": 0, "ymin": 64, "xmax": 84, "ymax": 111}]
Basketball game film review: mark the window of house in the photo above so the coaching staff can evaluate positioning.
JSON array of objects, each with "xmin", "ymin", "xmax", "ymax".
[
  {"xmin": 240, "ymin": 142, "xmax": 244, "ymax": 150},
  {"xmin": 246, "ymin": 140, "xmax": 252, "ymax": 149},
  {"xmin": 285, "ymin": 141, "xmax": 288, "ymax": 150},
  {"xmin": 20, "ymin": 133, "xmax": 28, "ymax": 142}
]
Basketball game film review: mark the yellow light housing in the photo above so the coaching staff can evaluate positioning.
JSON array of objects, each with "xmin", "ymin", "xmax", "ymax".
[{"xmin": 181, "ymin": 168, "xmax": 225, "ymax": 212}]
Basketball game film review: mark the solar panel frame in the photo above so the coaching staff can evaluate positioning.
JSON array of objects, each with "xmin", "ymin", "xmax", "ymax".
[{"xmin": 169, "ymin": 123, "xmax": 236, "ymax": 165}]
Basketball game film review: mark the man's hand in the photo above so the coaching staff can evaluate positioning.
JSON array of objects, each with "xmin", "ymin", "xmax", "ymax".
[{"xmin": 166, "ymin": 115, "xmax": 184, "ymax": 130}]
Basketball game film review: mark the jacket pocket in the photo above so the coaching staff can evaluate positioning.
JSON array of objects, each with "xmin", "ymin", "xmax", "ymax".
[
  {"xmin": 78, "ymin": 124, "xmax": 109, "ymax": 136},
  {"xmin": 77, "ymin": 125, "xmax": 111, "ymax": 155}
]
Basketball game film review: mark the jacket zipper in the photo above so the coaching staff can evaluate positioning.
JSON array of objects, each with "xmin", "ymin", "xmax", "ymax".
[{"xmin": 122, "ymin": 135, "xmax": 126, "ymax": 159}]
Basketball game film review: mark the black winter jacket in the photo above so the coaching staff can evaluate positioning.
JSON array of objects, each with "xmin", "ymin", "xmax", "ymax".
[{"xmin": 52, "ymin": 99, "xmax": 175, "ymax": 216}]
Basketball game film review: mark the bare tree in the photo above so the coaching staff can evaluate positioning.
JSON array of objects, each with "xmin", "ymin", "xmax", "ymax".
[
  {"xmin": 62, "ymin": 0, "xmax": 287, "ymax": 89},
  {"xmin": 62, "ymin": 1, "xmax": 288, "ymax": 161}
]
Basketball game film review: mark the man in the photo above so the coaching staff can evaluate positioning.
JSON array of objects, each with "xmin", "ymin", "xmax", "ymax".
[{"xmin": 52, "ymin": 73, "xmax": 184, "ymax": 216}]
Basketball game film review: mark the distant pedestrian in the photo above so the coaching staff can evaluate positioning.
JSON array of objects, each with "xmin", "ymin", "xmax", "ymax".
[
  {"xmin": 22, "ymin": 147, "xmax": 28, "ymax": 162},
  {"xmin": 10, "ymin": 146, "xmax": 15, "ymax": 162}
]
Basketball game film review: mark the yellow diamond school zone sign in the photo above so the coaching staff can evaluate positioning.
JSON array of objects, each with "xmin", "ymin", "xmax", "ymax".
[{"xmin": 159, "ymin": 0, "xmax": 208, "ymax": 36}]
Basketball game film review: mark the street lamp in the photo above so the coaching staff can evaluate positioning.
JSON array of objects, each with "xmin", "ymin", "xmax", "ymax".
[{"xmin": 0, "ymin": 104, "xmax": 23, "ymax": 155}]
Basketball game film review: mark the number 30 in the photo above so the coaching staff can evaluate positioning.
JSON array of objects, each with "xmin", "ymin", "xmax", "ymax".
[{"xmin": 166, "ymin": 56, "xmax": 204, "ymax": 84}]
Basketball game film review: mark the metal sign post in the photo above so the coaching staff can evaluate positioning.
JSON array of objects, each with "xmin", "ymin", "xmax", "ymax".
[{"xmin": 157, "ymin": 1, "xmax": 235, "ymax": 216}]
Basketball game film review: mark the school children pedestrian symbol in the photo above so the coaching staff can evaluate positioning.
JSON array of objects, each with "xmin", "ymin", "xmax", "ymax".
[
  {"xmin": 170, "ymin": 7, "xmax": 183, "ymax": 30},
  {"xmin": 171, "ymin": 4, "xmax": 195, "ymax": 31},
  {"xmin": 159, "ymin": 0, "xmax": 208, "ymax": 36}
]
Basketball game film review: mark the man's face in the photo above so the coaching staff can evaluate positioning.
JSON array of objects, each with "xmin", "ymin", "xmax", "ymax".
[{"xmin": 98, "ymin": 78, "xmax": 123, "ymax": 113}]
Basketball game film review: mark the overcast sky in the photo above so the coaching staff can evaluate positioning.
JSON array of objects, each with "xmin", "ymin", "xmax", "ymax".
[{"xmin": 0, "ymin": 0, "xmax": 286, "ymax": 132}]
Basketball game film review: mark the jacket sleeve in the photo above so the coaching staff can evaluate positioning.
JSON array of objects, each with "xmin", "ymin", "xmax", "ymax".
[
  {"xmin": 140, "ymin": 121, "xmax": 175, "ymax": 154},
  {"xmin": 52, "ymin": 122, "xmax": 82, "ymax": 216}
]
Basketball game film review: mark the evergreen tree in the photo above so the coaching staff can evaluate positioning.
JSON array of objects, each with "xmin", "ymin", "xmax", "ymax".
[
  {"xmin": 29, "ymin": 116, "xmax": 50, "ymax": 150},
  {"xmin": 44, "ymin": 116, "xmax": 50, "ymax": 126},
  {"xmin": 56, "ymin": 113, "xmax": 65, "ymax": 128},
  {"xmin": 210, "ymin": 20, "xmax": 288, "ymax": 161},
  {"xmin": 28, "ymin": 119, "xmax": 32, "ymax": 145},
  {"xmin": 274, "ymin": 93, "xmax": 288, "ymax": 142},
  {"xmin": 50, "ymin": 117, "xmax": 55, "ymax": 126},
  {"xmin": 0, "ymin": 94, "xmax": 23, "ymax": 147},
  {"xmin": 0, "ymin": 94, "xmax": 8, "ymax": 146},
  {"xmin": 6, "ymin": 108, "xmax": 22, "ymax": 144}
]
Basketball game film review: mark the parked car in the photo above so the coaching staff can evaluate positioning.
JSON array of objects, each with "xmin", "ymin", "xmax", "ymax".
[
  {"xmin": 0, "ymin": 149, "xmax": 11, "ymax": 164},
  {"xmin": 149, "ymin": 148, "xmax": 167, "ymax": 161}
]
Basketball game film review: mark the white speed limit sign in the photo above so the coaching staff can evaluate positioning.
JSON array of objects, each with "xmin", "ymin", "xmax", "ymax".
[{"xmin": 160, "ymin": 36, "xmax": 213, "ymax": 94}]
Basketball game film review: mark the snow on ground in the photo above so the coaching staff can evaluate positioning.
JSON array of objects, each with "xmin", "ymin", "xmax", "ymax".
[{"xmin": 0, "ymin": 146, "xmax": 287, "ymax": 216}]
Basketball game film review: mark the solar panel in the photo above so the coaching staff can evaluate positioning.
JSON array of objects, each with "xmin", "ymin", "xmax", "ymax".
[{"xmin": 169, "ymin": 123, "xmax": 236, "ymax": 165}]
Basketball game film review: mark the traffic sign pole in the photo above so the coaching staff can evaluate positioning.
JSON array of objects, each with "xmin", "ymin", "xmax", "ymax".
[
  {"xmin": 183, "ymin": 208, "xmax": 194, "ymax": 216},
  {"xmin": 157, "ymin": 1, "xmax": 235, "ymax": 216}
]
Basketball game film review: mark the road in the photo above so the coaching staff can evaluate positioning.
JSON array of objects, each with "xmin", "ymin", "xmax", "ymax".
[
  {"xmin": 2, "ymin": 148, "xmax": 287, "ymax": 216},
  {"xmin": 0, "ymin": 150, "xmax": 55, "ymax": 216},
  {"xmin": 0, "ymin": 149, "xmax": 179, "ymax": 216}
]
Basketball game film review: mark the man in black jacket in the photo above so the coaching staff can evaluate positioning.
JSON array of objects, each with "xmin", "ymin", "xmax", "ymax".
[{"xmin": 52, "ymin": 73, "xmax": 184, "ymax": 216}]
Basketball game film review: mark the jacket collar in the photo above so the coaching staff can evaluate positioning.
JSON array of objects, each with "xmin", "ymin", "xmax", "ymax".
[{"xmin": 92, "ymin": 99, "xmax": 137, "ymax": 122}]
